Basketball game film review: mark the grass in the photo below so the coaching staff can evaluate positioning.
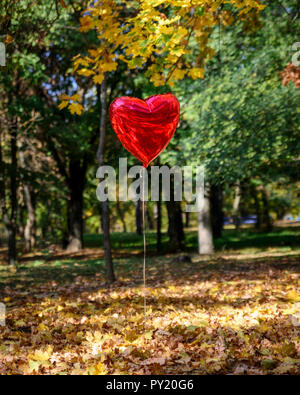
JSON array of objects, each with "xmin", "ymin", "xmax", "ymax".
[
  {"xmin": 1, "ymin": 226, "xmax": 299, "ymax": 294},
  {"xmin": 83, "ymin": 225, "xmax": 300, "ymax": 253},
  {"xmin": 83, "ymin": 231, "xmax": 168, "ymax": 251}
]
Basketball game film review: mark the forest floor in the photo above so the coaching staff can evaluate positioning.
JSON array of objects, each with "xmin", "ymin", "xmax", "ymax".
[{"xmin": 0, "ymin": 227, "xmax": 300, "ymax": 374}]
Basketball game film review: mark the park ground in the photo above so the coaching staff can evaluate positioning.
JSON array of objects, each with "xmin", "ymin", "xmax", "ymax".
[{"xmin": 0, "ymin": 225, "xmax": 300, "ymax": 374}]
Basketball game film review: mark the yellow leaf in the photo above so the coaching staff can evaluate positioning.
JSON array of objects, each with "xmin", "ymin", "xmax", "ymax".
[
  {"xmin": 144, "ymin": 330, "xmax": 153, "ymax": 340},
  {"xmin": 172, "ymin": 27, "xmax": 188, "ymax": 44},
  {"xmin": 58, "ymin": 101, "xmax": 68, "ymax": 110},
  {"xmin": 60, "ymin": 94, "xmax": 72, "ymax": 101},
  {"xmin": 160, "ymin": 25, "xmax": 173, "ymax": 35},
  {"xmin": 29, "ymin": 345, "xmax": 53, "ymax": 362},
  {"xmin": 89, "ymin": 362, "xmax": 108, "ymax": 375},
  {"xmin": 77, "ymin": 68, "xmax": 95, "ymax": 77},
  {"xmin": 189, "ymin": 68, "xmax": 205, "ymax": 79},
  {"xmin": 70, "ymin": 94, "xmax": 81, "ymax": 102},
  {"xmin": 79, "ymin": 15, "xmax": 93, "ymax": 32},
  {"xmin": 69, "ymin": 102, "xmax": 84, "ymax": 115},
  {"xmin": 150, "ymin": 73, "xmax": 165, "ymax": 87},
  {"xmin": 172, "ymin": 68, "xmax": 186, "ymax": 80},
  {"xmin": 38, "ymin": 323, "xmax": 48, "ymax": 331},
  {"xmin": 171, "ymin": 47, "xmax": 186, "ymax": 57},
  {"xmin": 287, "ymin": 291, "xmax": 300, "ymax": 302},
  {"xmin": 93, "ymin": 74, "xmax": 104, "ymax": 85},
  {"xmin": 101, "ymin": 62, "xmax": 117, "ymax": 72}
]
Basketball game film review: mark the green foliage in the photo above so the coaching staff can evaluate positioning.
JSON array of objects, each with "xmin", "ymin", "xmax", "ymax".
[{"xmin": 171, "ymin": 0, "xmax": 300, "ymax": 183}]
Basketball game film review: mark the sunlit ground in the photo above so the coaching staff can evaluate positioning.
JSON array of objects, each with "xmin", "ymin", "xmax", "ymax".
[{"xmin": 0, "ymin": 227, "xmax": 300, "ymax": 374}]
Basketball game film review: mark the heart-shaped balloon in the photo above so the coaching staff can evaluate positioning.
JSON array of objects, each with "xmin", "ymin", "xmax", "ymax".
[{"xmin": 109, "ymin": 93, "xmax": 180, "ymax": 167}]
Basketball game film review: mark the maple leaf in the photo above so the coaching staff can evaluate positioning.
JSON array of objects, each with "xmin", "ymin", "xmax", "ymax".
[
  {"xmin": 58, "ymin": 101, "xmax": 68, "ymax": 110},
  {"xmin": 189, "ymin": 68, "xmax": 204, "ymax": 80},
  {"xmin": 101, "ymin": 62, "xmax": 117, "ymax": 72},
  {"xmin": 69, "ymin": 102, "xmax": 84, "ymax": 115},
  {"xmin": 77, "ymin": 68, "xmax": 95, "ymax": 77},
  {"xmin": 28, "ymin": 346, "xmax": 53, "ymax": 372},
  {"xmin": 93, "ymin": 74, "xmax": 104, "ymax": 85},
  {"xmin": 89, "ymin": 362, "xmax": 108, "ymax": 375}
]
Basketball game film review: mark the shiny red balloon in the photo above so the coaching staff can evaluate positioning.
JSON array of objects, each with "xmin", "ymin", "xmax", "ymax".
[{"xmin": 109, "ymin": 93, "xmax": 180, "ymax": 167}]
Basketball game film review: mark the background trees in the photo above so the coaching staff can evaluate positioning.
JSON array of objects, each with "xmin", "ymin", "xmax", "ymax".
[
  {"xmin": 175, "ymin": 0, "xmax": 299, "ymax": 251},
  {"xmin": 0, "ymin": 0, "xmax": 69, "ymax": 265}
]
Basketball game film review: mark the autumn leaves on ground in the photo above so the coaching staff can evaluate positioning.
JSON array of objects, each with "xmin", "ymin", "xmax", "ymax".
[{"xmin": 1, "ymin": 227, "xmax": 300, "ymax": 375}]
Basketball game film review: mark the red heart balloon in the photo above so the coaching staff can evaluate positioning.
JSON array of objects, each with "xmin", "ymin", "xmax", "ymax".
[{"xmin": 109, "ymin": 93, "xmax": 180, "ymax": 167}]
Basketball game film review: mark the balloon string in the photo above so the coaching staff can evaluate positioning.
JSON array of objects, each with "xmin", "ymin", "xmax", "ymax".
[{"xmin": 141, "ymin": 167, "xmax": 147, "ymax": 321}]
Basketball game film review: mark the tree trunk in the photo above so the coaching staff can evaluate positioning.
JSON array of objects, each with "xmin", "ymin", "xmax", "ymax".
[
  {"xmin": 66, "ymin": 159, "xmax": 85, "ymax": 252},
  {"xmin": 156, "ymin": 200, "xmax": 162, "ymax": 252},
  {"xmin": 210, "ymin": 184, "xmax": 223, "ymax": 238},
  {"xmin": 185, "ymin": 212, "xmax": 190, "ymax": 228},
  {"xmin": 24, "ymin": 196, "xmax": 36, "ymax": 251},
  {"xmin": 232, "ymin": 182, "xmax": 241, "ymax": 230},
  {"xmin": 0, "ymin": 124, "xmax": 18, "ymax": 266},
  {"xmin": 66, "ymin": 188, "xmax": 83, "ymax": 251},
  {"xmin": 146, "ymin": 206, "xmax": 155, "ymax": 230},
  {"xmin": 135, "ymin": 195, "xmax": 142, "ymax": 235},
  {"xmin": 97, "ymin": 204, "xmax": 103, "ymax": 234},
  {"xmin": 41, "ymin": 199, "xmax": 50, "ymax": 239},
  {"xmin": 7, "ymin": 225, "xmax": 17, "ymax": 266},
  {"xmin": 19, "ymin": 149, "xmax": 36, "ymax": 251},
  {"xmin": 18, "ymin": 207, "xmax": 25, "ymax": 238},
  {"xmin": 198, "ymin": 184, "xmax": 214, "ymax": 254},
  {"xmin": 97, "ymin": 77, "xmax": 115, "ymax": 284},
  {"xmin": 155, "ymin": 158, "xmax": 162, "ymax": 252},
  {"xmin": 116, "ymin": 200, "xmax": 127, "ymax": 233},
  {"xmin": 251, "ymin": 185, "xmax": 262, "ymax": 230},
  {"xmin": 10, "ymin": 124, "xmax": 18, "ymax": 265},
  {"xmin": 261, "ymin": 187, "xmax": 272, "ymax": 231},
  {"xmin": 166, "ymin": 177, "xmax": 184, "ymax": 251}
]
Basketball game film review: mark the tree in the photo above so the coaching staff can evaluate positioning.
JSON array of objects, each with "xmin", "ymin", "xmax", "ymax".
[
  {"xmin": 35, "ymin": 2, "xmax": 100, "ymax": 252},
  {"xmin": 176, "ymin": 0, "xmax": 299, "ymax": 251},
  {"xmin": 96, "ymin": 78, "xmax": 115, "ymax": 283},
  {"xmin": 61, "ymin": 0, "xmax": 266, "ymax": 108},
  {"xmin": 0, "ymin": 0, "xmax": 69, "ymax": 264}
]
